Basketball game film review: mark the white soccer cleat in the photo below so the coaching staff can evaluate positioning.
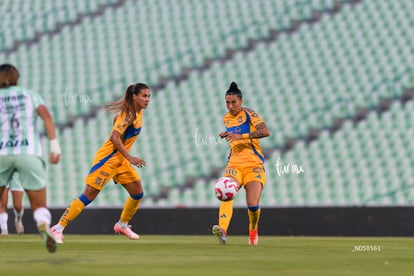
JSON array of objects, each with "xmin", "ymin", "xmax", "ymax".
[
  {"xmin": 114, "ymin": 222, "xmax": 139, "ymax": 240},
  {"xmin": 50, "ymin": 225, "xmax": 64, "ymax": 244},
  {"xmin": 212, "ymin": 225, "xmax": 227, "ymax": 244},
  {"xmin": 1, "ymin": 229, "xmax": 8, "ymax": 236}
]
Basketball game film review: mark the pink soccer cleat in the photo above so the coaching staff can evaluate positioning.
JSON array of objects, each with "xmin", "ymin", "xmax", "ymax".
[
  {"xmin": 50, "ymin": 225, "xmax": 64, "ymax": 244},
  {"xmin": 249, "ymin": 229, "xmax": 258, "ymax": 245},
  {"xmin": 114, "ymin": 222, "xmax": 139, "ymax": 240}
]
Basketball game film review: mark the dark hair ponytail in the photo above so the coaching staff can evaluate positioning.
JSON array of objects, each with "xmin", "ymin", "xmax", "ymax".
[
  {"xmin": 104, "ymin": 83, "xmax": 149, "ymax": 121},
  {"xmin": 225, "ymin": 81, "xmax": 242, "ymax": 99}
]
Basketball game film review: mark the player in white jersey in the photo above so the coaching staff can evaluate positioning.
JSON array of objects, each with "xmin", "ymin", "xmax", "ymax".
[{"xmin": 0, "ymin": 64, "xmax": 61, "ymax": 253}]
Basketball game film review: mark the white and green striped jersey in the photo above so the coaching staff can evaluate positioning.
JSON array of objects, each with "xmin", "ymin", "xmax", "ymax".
[{"xmin": 0, "ymin": 86, "xmax": 45, "ymax": 156}]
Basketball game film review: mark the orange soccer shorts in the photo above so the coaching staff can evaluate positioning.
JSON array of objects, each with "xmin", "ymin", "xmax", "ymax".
[
  {"xmin": 224, "ymin": 165, "xmax": 266, "ymax": 186},
  {"xmin": 84, "ymin": 158, "xmax": 140, "ymax": 190}
]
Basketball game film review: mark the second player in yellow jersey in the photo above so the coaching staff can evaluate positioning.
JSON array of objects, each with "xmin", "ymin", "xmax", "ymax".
[
  {"xmin": 213, "ymin": 82, "xmax": 270, "ymax": 246},
  {"xmin": 85, "ymin": 109, "xmax": 144, "ymax": 190}
]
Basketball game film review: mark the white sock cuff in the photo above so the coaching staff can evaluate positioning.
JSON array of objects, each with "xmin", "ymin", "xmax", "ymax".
[
  {"xmin": 53, "ymin": 224, "xmax": 64, "ymax": 232},
  {"xmin": 13, "ymin": 208, "xmax": 24, "ymax": 218},
  {"xmin": 33, "ymin": 207, "xmax": 51, "ymax": 226},
  {"xmin": 118, "ymin": 220, "xmax": 128, "ymax": 228},
  {"xmin": 0, "ymin": 213, "xmax": 8, "ymax": 229}
]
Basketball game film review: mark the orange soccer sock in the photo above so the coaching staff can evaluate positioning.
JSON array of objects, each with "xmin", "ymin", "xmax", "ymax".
[
  {"xmin": 247, "ymin": 206, "xmax": 261, "ymax": 231},
  {"xmin": 57, "ymin": 195, "xmax": 90, "ymax": 228},
  {"xmin": 119, "ymin": 193, "xmax": 143, "ymax": 224},
  {"xmin": 218, "ymin": 200, "xmax": 234, "ymax": 233}
]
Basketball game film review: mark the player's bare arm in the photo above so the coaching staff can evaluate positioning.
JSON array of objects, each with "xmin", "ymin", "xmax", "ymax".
[
  {"xmin": 249, "ymin": 122, "xmax": 270, "ymax": 139},
  {"xmin": 109, "ymin": 130, "xmax": 146, "ymax": 167}
]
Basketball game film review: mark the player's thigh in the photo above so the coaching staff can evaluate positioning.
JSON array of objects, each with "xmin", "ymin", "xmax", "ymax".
[
  {"xmin": 25, "ymin": 187, "xmax": 47, "ymax": 210},
  {"xmin": 243, "ymin": 166, "xmax": 266, "ymax": 206},
  {"xmin": 121, "ymin": 180, "xmax": 143, "ymax": 195},
  {"xmin": 114, "ymin": 167, "xmax": 142, "ymax": 195},
  {"xmin": 242, "ymin": 166, "xmax": 266, "ymax": 187}
]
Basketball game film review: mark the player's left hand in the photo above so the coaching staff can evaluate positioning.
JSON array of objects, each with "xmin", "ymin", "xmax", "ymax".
[
  {"xmin": 49, "ymin": 152, "xmax": 61, "ymax": 164},
  {"xmin": 219, "ymin": 131, "xmax": 229, "ymax": 138},
  {"xmin": 129, "ymin": 157, "xmax": 146, "ymax": 168},
  {"xmin": 225, "ymin": 133, "xmax": 242, "ymax": 142}
]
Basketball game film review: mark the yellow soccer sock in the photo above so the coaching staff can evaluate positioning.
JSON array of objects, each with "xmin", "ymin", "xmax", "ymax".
[
  {"xmin": 248, "ymin": 206, "xmax": 261, "ymax": 231},
  {"xmin": 119, "ymin": 194, "xmax": 142, "ymax": 224},
  {"xmin": 218, "ymin": 200, "xmax": 234, "ymax": 232},
  {"xmin": 58, "ymin": 197, "xmax": 88, "ymax": 227}
]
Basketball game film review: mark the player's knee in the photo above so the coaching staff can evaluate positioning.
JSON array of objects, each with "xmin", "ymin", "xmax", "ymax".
[
  {"xmin": 83, "ymin": 185, "xmax": 100, "ymax": 200},
  {"xmin": 130, "ymin": 192, "xmax": 144, "ymax": 200},
  {"xmin": 248, "ymin": 205, "xmax": 259, "ymax": 212},
  {"xmin": 79, "ymin": 194, "xmax": 92, "ymax": 206}
]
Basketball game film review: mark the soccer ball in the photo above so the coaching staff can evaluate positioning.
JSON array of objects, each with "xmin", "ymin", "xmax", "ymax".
[{"xmin": 214, "ymin": 177, "xmax": 238, "ymax": 201}]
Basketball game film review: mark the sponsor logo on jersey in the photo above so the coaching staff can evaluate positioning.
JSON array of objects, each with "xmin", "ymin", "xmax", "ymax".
[
  {"xmin": 99, "ymin": 171, "xmax": 110, "ymax": 177},
  {"xmin": 0, "ymin": 139, "xmax": 29, "ymax": 149}
]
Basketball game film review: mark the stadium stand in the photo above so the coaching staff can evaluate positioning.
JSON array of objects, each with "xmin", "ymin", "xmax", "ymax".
[
  {"xmin": 0, "ymin": 0, "xmax": 121, "ymax": 51},
  {"xmin": 1, "ymin": 0, "xmax": 413, "ymax": 207},
  {"xmin": 1, "ymin": 0, "xmax": 342, "ymax": 125}
]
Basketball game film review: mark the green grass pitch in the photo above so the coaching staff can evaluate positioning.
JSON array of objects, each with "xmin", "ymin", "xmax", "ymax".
[{"xmin": 1, "ymin": 235, "xmax": 413, "ymax": 276}]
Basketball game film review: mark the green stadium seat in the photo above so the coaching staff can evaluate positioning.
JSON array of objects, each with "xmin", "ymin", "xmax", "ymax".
[{"xmin": 4, "ymin": 0, "xmax": 414, "ymax": 207}]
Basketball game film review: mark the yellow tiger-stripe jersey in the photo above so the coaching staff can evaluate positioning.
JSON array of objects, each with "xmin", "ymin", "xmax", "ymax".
[{"xmin": 223, "ymin": 107, "xmax": 265, "ymax": 167}]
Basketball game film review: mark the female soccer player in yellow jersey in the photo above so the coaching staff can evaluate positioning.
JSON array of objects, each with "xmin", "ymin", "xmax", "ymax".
[
  {"xmin": 51, "ymin": 83, "xmax": 150, "ymax": 243},
  {"xmin": 212, "ymin": 82, "xmax": 270, "ymax": 245}
]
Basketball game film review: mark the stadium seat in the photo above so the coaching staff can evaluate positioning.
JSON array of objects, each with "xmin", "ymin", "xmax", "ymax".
[{"xmin": 4, "ymin": 0, "xmax": 413, "ymax": 207}]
